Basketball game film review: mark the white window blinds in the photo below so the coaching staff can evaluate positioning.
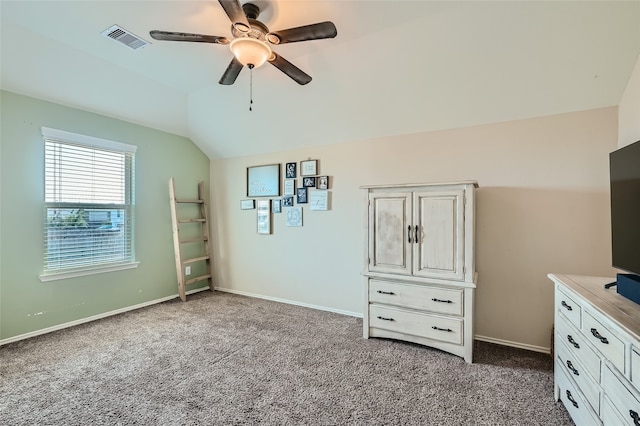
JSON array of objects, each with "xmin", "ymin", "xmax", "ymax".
[{"xmin": 42, "ymin": 127, "xmax": 137, "ymax": 277}]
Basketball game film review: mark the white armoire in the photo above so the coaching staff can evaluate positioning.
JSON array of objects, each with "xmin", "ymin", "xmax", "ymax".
[{"xmin": 361, "ymin": 181, "xmax": 478, "ymax": 363}]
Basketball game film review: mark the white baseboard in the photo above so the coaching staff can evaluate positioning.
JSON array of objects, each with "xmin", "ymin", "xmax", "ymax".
[
  {"xmin": 215, "ymin": 286, "xmax": 363, "ymax": 318},
  {"xmin": 0, "ymin": 287, "xmax": 210, "ymax": 346},
  {"xmin": 475, "ymin": 334, "xmax": 550, "ymax": 354},
  {"xmin": 2, "ymin": 285, "xmax": 549, "ymax": 356}
]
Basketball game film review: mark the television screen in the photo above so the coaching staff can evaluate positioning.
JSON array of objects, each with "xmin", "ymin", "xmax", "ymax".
[{"xmin": 610, "ymin": 140, "xmax": 640, "ymax": 276}]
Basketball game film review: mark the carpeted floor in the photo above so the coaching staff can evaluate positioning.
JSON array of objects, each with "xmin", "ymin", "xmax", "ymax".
[{"xmin": 0, "ymin": 290, "xmax": 572, "ymax": 425}]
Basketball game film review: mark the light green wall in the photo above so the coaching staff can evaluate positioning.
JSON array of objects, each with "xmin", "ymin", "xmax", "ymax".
[{"xmin": 0, "ymin": 90, "xmax": 210, "ymax": 341}]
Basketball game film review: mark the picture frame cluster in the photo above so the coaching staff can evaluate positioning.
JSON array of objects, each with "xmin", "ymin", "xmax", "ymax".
[{"xmin": 242, "ymin": 158, "xmax": 331, "ymax": 233}]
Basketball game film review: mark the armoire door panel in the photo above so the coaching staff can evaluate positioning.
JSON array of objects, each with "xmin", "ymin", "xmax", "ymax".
[
  {"xmin": 413, "ymin": 190, "xmax": 465, "ymax": 280},
  {"xmin": 368, "ymin": 193, "xmax": 411, "ymax": 275}
]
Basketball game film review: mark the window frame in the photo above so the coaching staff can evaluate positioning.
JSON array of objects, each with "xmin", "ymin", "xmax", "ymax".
[{"xmin": 39, "ymin": 127, "xmax": 139, "ymax": 282}]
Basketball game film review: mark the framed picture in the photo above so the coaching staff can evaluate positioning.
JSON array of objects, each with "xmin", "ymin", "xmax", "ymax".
[
  {"xmin": 302, "ymin": 177, "xmax": 316, "ymax": 188},
  {"xmin": 247, "ymin": 164, "xmax": 280, "ymax": 197},
  {"xmin": 286, "ymin": 207, "xmax": 303, "ymax": 227},
  {"xmin": 241, "ymin": 199, "xmax": 255, "ymax": 210},
  {"xmin": 317, "ymin": 176, "xmax": 329, "ymax": 190},
  {"xmin": 296, "ymin": 187, "xmax": 308, "ymax": 204},
  {"xmin": 272, "ymin": 199, "xmax": 282, "ymax": 213},
  {"xmin": 257, "ymin": 199, "xmax": 271, "ymax": 234},
  {"xmin": 285, "ymin": 162, "xmax": 297, "ymax": 178},
  {"xmin": 310, "ymin": 190, "xmax": 329, "ymax": 211},
  {"xmin": 284, "ymin": 179, "xmax": 295, "ymax": 195},
  {"xmin": 300, "ymin": 160, "xmax": 317, "ymax": 176},
  {"xmin": 282, "ymin": 196, "xmax": 294, "ymax": 207}
]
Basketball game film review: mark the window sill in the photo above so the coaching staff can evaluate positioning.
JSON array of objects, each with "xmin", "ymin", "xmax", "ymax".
[{"xmin": 39, "ymin": 262, "xmax": 140, "ymax": 282}]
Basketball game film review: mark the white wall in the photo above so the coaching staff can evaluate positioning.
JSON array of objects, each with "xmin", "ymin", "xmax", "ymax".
[
  {"xmin": 618, "ymin": 54, "xmax": 640, "ymax": 148},
  {"xmin": 210, "ymin": 107, "xmax": 618, "ymax": 352}
]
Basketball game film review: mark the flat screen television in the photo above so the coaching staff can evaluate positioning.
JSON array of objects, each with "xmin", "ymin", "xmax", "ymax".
[{"xmin": 610, "ymin": 139, "xmax": 640, "ymax": 301}]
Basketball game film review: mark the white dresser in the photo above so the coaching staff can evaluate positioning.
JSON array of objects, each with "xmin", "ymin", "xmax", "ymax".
[
  {"xmin": 548, "ymin": 274, "xmax": 640, "ymax": 425},
  {"xmin": 362, "ymin": 181, "xmax": 477, "ymax": 363}
]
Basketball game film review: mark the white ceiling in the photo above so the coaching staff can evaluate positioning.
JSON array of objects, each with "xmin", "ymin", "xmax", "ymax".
[{"xmin": 2, "ymin": 1, "xmax": 639, "ymax": 159}]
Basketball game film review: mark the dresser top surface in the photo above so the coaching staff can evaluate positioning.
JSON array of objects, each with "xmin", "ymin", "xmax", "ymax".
[{"xmin": 549, "ymin": 273, "xmax": 640, "ymax": 341}]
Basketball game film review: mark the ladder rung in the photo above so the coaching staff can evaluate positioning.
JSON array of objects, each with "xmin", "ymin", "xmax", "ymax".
[
  {"xmin": 185, "ymin": 274, "xmax": 211, "ymax": 286},
  {"xmin": 183, "ymin": 256, "xmax": 210, "ymax": 265},
  {"xmin": 178, "ymin": 218, "xmax": 206, "ymax": 223},
  {"xmin": 180, "ymin": 237, "xmax": 208, "ymax": 244},
  {"xmin": 176, "ymin": 198, "xmax": 204, "ymax": 204}
]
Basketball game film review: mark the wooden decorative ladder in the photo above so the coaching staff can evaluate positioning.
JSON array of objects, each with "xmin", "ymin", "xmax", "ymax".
[{"xmin": 168, "ymin": 178, "xmax": 213, "ymax": 302}]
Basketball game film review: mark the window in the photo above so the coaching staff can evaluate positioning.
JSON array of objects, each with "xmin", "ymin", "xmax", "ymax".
[{"xmin": 40, "ymin": 127, "xmax": 137, "ymax": 281}]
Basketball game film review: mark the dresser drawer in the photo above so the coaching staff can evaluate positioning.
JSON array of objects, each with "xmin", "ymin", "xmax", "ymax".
[
  {"xmin": 369, "ymin": 305, "xmax": 463, "ymax": 344},
  {"xmin": 556, "ymin": 341, "xmax": 601, "ymax": 414},
  {"xmin": 632, "ymin": 348, "xmax": 640, "ymax": 392},
  {"xmin": 369, "ymin": 279, "xmax": 463, "ymax": 316},
  {"xmin": 582, "ymin": 310, "xmax": 625, "ymax": 373},
  {"xmin": 556, "ymin": 364, "xmax": 601, "ymax": 426},
  {"xmin": 556, "ymin": 286, "xmax": 582, "ymax": 329},
  {"xmin": 603, "ymin": 363, "xmax": 640, "ymax": 425},
  {"xmin": 602, "ymin": 395, "xmax": 627, "ymax": 426},
  {"xmin": 555, "ymin": 313, "xmax": 601, "ymax": 382}
]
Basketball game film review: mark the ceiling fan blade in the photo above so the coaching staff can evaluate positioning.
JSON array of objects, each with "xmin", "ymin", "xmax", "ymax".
[
  {"xmin": 267, "ymin": 22, "xmax": 337, "ymax": 45},
  {"xmin": 219, "ymin": 57, "xmax": 244, "ymax": 85},
  {"xmin": 269, "ymin": 54, "xmax": 312, "ymax": 85},
  {"xmin": 218, "ymin": 0, "xmax": 251, "ymax": 32},
  {"xmin": 150, "ymin": 30, "xmax": 229, "ymax": 44}
]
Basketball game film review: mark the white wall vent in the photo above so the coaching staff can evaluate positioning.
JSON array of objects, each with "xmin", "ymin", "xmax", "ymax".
[{"xmin": 101, "ymin": 25, "xmax": 149, "ymax": 50}]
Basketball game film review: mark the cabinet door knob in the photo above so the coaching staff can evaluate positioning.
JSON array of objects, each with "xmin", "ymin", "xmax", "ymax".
[{"xmin": 590, "ymin": 328, "xmax": 609, "ymax": 344}]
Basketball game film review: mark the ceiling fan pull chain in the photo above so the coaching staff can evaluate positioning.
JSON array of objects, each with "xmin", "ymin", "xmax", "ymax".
[{"xmin": 249, "ymin": 64, "xmax": 254, "ymax": 111}]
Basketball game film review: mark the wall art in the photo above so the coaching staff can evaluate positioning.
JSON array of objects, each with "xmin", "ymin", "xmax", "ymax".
[
  {"xmin": 247, "ymin": 164, "xmax": 280, "ymax": 197},
  {"xmin": 256, "ymin": 199, "xmax": 271, "ymax": 234},
  {"xmin": 286, "ymin": 207, "xmax": 303, "ymax": 227},
  {"xmin": 300, "ymin": 160, "xmax": 317, "ymax": 176}
]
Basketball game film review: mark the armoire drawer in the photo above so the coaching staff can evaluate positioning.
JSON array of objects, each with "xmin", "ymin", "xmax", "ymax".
[
  {"xmin": 369, "ymin": 305, "xmax": 463, "ymax": 345},
  {"xmin": 582, "ymin": 310, "xmax": 625, "ymax": 373},
  {"xmin": 369, "ymin": 279, "xmax": 463, "ymax": 316},
  {"xmin": 555, "ymin": 313, "xmax": 601, "ymax": 382},
  {"xmin": 603, "ymin": 363, "xmax": 640, "ymax": 425}
]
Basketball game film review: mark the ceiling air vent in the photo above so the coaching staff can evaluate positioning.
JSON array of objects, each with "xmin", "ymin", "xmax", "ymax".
[{"xmin": 101, "ymin": 25, "xmax": 149, "ymax": 50}]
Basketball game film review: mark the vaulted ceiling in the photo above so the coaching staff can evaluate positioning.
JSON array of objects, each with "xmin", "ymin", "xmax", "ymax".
[{"xmin": 2, "ymin": 1, "xmax": 639, "ymax": 159}]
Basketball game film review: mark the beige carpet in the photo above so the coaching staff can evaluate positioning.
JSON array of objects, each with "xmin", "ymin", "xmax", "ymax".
[{"xmin": 0, "ymin": 290, "xmax": 572, "ymax": 425}]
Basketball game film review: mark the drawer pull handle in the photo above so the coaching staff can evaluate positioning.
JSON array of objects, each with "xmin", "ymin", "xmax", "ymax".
[
  {"xmin": 561, "ymin": 301, "xmax": 573, "ymax": 311},
  {"xmin": 414, "ymin": 225, "xmax": 419, "ymax": 243},
  {"xmin": 376, "ymin": 290, "xmax": 395, "ymax": 295},
  {"xmin": 590, "ymin": 328, "xmax": 609, "ymax": 344},
  {"xmin": 377, "ymin": 316, "xmax": 394, "ymax": 321},
  {"xmin": 432, "ymin": 298, "xmax": 453, "ymax": 304},
  {"xmin": 629, "ymin": 410, "xmax": 640, "ymax": 426},
  {"xmin": 407, "ymin": 226, "xmax": 412, "ymax": 243},
  {"xmin": 566, "ymin": 335, "xmax": 580, "ymax": 349},
  {"xmin": 566, "ymin": 360, "xmax": 579, "ymax": 376},
  {"xmin": 432, "ymin": 326, "xmax": 453, "ymax": 332},
  {"xmin": 565, "ymin": 390, "xmax": 579, "ymax": 408}
]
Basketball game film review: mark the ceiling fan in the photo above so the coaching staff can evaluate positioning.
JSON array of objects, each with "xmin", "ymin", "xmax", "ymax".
[{"xmin": 150, "ymin": 0, "xmax": 337, "ymax": 86}]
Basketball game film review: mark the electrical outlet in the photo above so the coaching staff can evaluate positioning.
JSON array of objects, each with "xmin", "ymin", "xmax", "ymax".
[{"xmin": 185, "ymin": 266, "xmax": 191, "ymax": 276}]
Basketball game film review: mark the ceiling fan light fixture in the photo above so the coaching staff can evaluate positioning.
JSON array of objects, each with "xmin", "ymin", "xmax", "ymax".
[{"xmin": 229, "ymin": 37, "xmax": 272, "ymax": 68}]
